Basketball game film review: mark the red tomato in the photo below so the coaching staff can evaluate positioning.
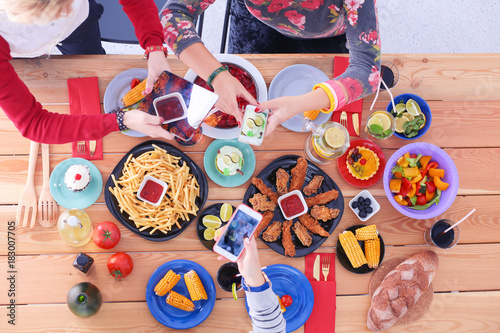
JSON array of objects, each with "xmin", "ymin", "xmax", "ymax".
[
  {"xmin": 93, "ymin": 221, "xmax": 121, "ymax": 249},
  {"xmin": 131, "ymin": 78, "xmax": 141, "ymax": 89},
  {"xmin": 281, "ymin": 295, "xmax": 293, "ymax": 307},
  {"xmin": 426, "ymin": 181, "xmax": 436, "ymax": 194},
  {"xmin": 107, "ymin": 252, "xmax": 133, "ymax": 280},
  {"xmin": 416, "ymin": 195, "xmax": 427, "ymax": 206}
]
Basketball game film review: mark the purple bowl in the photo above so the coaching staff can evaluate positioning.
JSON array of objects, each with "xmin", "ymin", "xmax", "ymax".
[{"xmin": 383, "ymin": 142, "xmax": 459, "ymax": 219}]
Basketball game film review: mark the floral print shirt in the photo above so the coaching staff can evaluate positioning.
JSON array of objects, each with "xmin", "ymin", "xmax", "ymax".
[{"xmin": 161, "ymin": 0, "xmax": 380, "ymax": 103}]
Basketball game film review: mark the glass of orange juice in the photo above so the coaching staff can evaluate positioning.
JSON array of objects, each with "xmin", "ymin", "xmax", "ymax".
[
  {"xmin": 364, "ymin": 110, "xmax": 395, "ymax": 140},
  {"xmin": 305, "ymin": 121, "xmax": 349, "ymax": 164}
]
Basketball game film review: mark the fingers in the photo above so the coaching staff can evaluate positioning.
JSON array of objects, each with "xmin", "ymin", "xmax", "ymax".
[{"xmin": 144, "ymin": 73, "xmax": 156, "ymax": 95}]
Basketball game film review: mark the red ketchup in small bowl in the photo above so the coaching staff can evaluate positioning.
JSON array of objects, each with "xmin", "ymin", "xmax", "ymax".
[
  {"xmin": 137, "ymin": 175, "xmax": 169, "ymax": 206},
  {"xmin": 278, "ymin": 190, "xmax": 308, "ymax": 220}
]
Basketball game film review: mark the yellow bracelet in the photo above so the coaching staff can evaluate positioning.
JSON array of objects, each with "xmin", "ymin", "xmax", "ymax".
[{"xmin": 313, "ymin": 83, "xmax": 337, "ymax": 113}]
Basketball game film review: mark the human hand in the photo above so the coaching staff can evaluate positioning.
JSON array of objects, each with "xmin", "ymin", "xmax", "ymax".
[
  {"xmin": 212, "ymin": 71, "xmax": 259, "ymax": 124},
  {"xmin": 145, "ymin": 50, "xmax": 171, "ymax": 94},
  {"xmin": 123, "ymin": 110, "xmax": 174, "ymax": 141},
  {"xmin": 258, "ymin": 96, "xmax": 305, "ymax": 136}
]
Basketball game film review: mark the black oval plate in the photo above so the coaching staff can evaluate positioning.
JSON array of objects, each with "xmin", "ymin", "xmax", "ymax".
[
  {"xmin": 104, "ymin": 140, "xmax": 208, "ymax": 241},
  {"xmin": 336, "ymin": 224, "xmax": 385, "ymax": 274},
  {"xmin": 196, "ymin": 203, "xmax": 235, "ymax": 251},
  {"xmin": 243, "ymin": 155, "xmax": 344, "ymax": 257}
]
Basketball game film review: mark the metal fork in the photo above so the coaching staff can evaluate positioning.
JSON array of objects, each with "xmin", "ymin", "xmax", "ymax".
[
  {"xmin": 321, "ymin": 256, "xmax": 331, "ymax": 281},
  {"xmin": 77, "ymin": 141, "xmax": 86, "ymax": 155},
  {"xmin": 340, "ymin": 111, "xmax": 348, "ymax": 129},
  {"xmin": 16, "ymin": 141, "xmax": 39, "ymax": 228}
]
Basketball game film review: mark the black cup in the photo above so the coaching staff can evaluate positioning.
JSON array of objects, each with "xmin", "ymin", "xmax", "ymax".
[{"xmin": 216, "ymin": 262, "xmax": 242, "ymax": 292}]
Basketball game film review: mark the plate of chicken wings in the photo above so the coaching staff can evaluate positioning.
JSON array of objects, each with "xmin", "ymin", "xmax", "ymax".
[{"xmin": 243, "ymin": 155, "xmax": 344, "ymax": 257}]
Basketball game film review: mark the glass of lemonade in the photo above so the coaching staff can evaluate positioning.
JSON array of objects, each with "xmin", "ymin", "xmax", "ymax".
[
  {"xmin": 364, "ymin": 110, "xmax": 395, "ymax": 140},
  {"xmin": 305, "ymin": 121, "xmax": 350, "ymax": 164}
]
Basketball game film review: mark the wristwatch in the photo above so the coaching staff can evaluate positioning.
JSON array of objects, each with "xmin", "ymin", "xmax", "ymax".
[{"xmin": 242, "ymin": 272, "xmax": 272, "ymax": 292}]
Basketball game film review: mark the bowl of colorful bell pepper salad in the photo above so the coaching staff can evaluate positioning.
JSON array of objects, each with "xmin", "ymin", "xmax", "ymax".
[{"xmin": 383, "ymin": 142, "xmax": 459, "ymax": 219}]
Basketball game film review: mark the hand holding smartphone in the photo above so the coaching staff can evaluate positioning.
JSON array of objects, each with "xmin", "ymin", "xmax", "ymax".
[
  {"xmin": 238, "ymin": 105, "xmax": 269, "ymax": 146},
  {"xmin": 213, "ymin": 204, "xmax": 263, "ymax": 262}
]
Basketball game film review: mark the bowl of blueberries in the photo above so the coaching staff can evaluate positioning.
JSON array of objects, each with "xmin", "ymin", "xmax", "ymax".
[{"xmin": 349, "ymin": 190, "xmax": 380, "ymax": 221}]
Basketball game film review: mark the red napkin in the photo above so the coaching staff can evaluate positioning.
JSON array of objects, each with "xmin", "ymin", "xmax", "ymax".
[
  {"xmin": 304, "ymin": 253, "xmax": 336, "ymax": 333},
  {"xmin": 67, "ymin": 77, "xmax": 103, "ymax": 160},
  {"xmin": 331, "ymin": 56, "xmax": 363, "ymax": 137}
]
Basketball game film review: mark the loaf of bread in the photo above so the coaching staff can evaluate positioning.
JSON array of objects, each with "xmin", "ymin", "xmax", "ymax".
[{"xmin": 367, "ymin": 250, "xmax": 439, "ymax": 331}]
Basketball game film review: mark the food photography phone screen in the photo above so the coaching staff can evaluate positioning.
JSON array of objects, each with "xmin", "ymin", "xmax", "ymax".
[{"xmin": 217, "ymin": 209, "xmax": 260, "ymax": 259}]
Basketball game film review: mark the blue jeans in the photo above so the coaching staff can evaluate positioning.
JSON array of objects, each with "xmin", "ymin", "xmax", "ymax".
[{"xmin": 56, "ymin": 0, "xmax": 105, "ymax": 55}]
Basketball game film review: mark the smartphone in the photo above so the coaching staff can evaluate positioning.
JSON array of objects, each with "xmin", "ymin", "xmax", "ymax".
[
  {"xmin": 238, "ymin": 105, "xmax": 269, "ymax": 146},
  {"xmin": 213, "ymin": 204, "xmax": 263, "ymax": 262}
]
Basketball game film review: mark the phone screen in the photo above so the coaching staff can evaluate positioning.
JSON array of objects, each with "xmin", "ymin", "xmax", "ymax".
[
  {"xmin": 240, "ymin": 106, "xmax": 268, "ymax": 140},
  {"xmin": 217, "ymin": 209, "xmax": 260, "ymax": 258}
]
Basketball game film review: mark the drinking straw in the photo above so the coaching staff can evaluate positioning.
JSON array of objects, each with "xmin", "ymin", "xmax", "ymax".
[
  {"xmin": 369, "ymin": 76, "xmax": 396, "ymax": 113},
  {"xmin": 438, "ymin": 208, "xmax": 476, "ymax": 237},
  {"xmin": 235, "ymin": 266, "xmax": 268, "ymax": 278}
]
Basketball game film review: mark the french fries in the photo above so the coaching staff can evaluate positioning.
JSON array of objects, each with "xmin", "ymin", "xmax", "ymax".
[{"xmin": 108, "ymin": 145, "xmax": 200, "ymax": 234}]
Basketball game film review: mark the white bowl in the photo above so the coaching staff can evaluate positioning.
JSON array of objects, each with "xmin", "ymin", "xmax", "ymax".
[
  {"xmin": 349, "ymin": 190, "xmax": 380, "ymax": 222},
  {"xmin": 278, "ymin": 190, "xmax": 308, "ymax": 220},
  {"xmin": 137, "ymin": 175, "xmax": 169, "ymax": 206}
]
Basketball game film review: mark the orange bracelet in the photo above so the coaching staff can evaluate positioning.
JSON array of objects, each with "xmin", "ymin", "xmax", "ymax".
[{"xmin": 144, "ymin": 45, "xmax": 168, "ymax": 60}]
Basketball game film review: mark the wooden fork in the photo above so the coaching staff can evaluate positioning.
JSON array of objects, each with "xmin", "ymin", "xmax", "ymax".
[
  {"xmin": 37, "ymin": 144, "xmax": 58, "ymax": 227},
  {"xmin": 16, "ymin": 141, "xmax": 39, "ymax": 228},
  {"xmin": 321, "ymin": 256, "xmax": 331, "ymax": 281}
]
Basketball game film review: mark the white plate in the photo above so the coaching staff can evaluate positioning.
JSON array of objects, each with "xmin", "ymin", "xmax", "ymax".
[
  {"xmin": 269, "ymin": 64, "xmax": 331, "ymax": 132},
  {"xmin": 103, "ymin": 68, "xmax": 148, "ymax": 137},
  {"xmin": 184, "ymin": 54, "xmax": 268, "ymax": 139}
]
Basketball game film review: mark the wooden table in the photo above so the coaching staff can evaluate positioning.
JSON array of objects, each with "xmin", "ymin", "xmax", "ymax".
[{"xmin": 1, "ymin": 54, "xmax": 500, "ymax": 332}]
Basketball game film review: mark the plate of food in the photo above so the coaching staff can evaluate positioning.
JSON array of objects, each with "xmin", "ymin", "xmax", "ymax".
[
  {"xmin": 104, "ymin": 140, "xmax": 208, "ymax": 241},
  {"xmin": 337, "ymin": 224, "xmax": 385, "ymax": 274},
  {"xmin": 269, "ymin": 64, "xmax": 331, "ymax": 133},
  {"xmin": 184, "ymin": 54, "xmax": 267, "ymax": 139},
  {"xmin": 146, "ymin": 259, "xmax": 216, "ymax": 329},
  {"xmin": 337, "ymin": 139, "xmax": 386, "ymax": 188},
  {"xmin": 49, "ymin": 158, "xmax": 103, "ymax": 209},
  {"xmin": 196, "ymin": 203, "xmax": 235, "ymax": 251},
  {"xmin": 243, "ymin": 155, "xmax": 344, "ymax": 257},
  {"xmin": 103, "ymin": 68, "xmax": 148, "ymax": 137},
  {"xmin": 244, "ymin": 264, "xmax": 314, "ymax": 333},
  {"xmin": 203, "ymin": 139, "xmax": 256, "ymax": 188}
]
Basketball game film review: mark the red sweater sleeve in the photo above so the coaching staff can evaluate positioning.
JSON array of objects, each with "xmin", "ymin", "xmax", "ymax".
[
  {"xmin": 0, "ymin": 37, "xmax": 118, "ymax": 144},
  {"xmin": 120, "ymin": 0, "xmax": 164, "ymax": 49}
]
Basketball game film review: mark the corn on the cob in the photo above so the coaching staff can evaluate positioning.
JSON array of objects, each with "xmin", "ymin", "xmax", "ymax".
[
  {"xmin": 166, "ymin": 291, "xmax": 195, "ymax": 312},
  {"xmin": 154, "ymin": 270, "xmax": 181, "ymax": 296},
  {"xmin": 121, "ymin": 79, "xmax": 147, "ymax": 107},
  {"xmin": 303, "ymin": 109, "xmax": 320, "ymax": 121},
  {"xmin": 355, "ymin": 224, "xmax": 378, "ymax": 241},
  {"xmin": 339, "ymin": 231, "xmax": 367, "ymax": 268},
  {"xmin": 184, "ymin": 270, "xmax": 207, "ymax": 301},
  {"xmin": 365, "ymin": 237, "xmax": 380, "ymax": 269}
]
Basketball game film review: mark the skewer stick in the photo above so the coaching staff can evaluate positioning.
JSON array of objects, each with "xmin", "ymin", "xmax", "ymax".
[{"xmin": 235, "ymin": 266, "xmax": 268, "ymax": 278}]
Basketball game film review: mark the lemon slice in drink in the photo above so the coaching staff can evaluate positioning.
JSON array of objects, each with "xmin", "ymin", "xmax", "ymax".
[
  {"xmin": 406, "ymin": 99, "xmax": 421, "ymax": 117},
  {"xmin": 220, "ymin": 203, "xmax": 233, "ymax": 222},
  {"xmin": 367, "ymin": 116, "xmax": 383, "ymax": 129},
  {"xmin": 203, "ymin": 215, "xmax": 222, "ymax": 228},
  {"xmin": 324, "ymin": 127, "xmax": 345, "ymax": 149},
  {"xmin": 377, "ymin": 113, "xmax": 393, "ymax": 131},
  {"xmin": 395, "ymin": 115, "xmax": 410, "ymax": 133},
  {"xmin": 204, "ymin": 227, "xmax": 216, "ymax": 240}
]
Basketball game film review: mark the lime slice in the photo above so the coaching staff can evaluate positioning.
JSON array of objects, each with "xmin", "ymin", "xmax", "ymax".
[
  {"xmin": 395, "ymin": 102, "xmax": 406, "ymax": 115},
  {"xmin": 230, "ymin": 152, "xmax": 240, "ymax": 163},
  {"xmin": 232, "ymin": 282, "xmax": 238, "ymax": 300},
  {"xmin": 406, "ymin": 99, "xmax": 421, "ymax": 117},
  {"xmin": 203, "ymin": 215, "xmax": 222, "ymax": 228},
  {"xmin": 246, "ymin": 118, "xmax": 255, "ymax": 129},
  {"xmin": 324, "ymin": 127, "xmax": 345, "ymax": 149},
  {"xmin": 214, "ymin": 227, "xmax": 224, "ymax": 239},
  {"xmin": 222, "ymin": 155, "xmax": 232, "ymax": 165},
  {"xmin": 376, "ymin": 113, "xmax": 393, "ymax": 131},
  {"xmin": 367, "ymin": 115, "xmax": 383, "ymax": 129},
  {"xmin": 203, "ymin": 227, "xmax": 216, "ymax": 240},
  {"xmin": 402, "ymin": 111, "xmax": 414, "ymax": 121},
  {"xmin": 395, "ymin": 115, "xmax": 410, "ymax": 133},
  {"xmin": 220, "ymin": 203, "xmax": 233, "ymax": 222},
  {"xmin": 254, "ymin": 115, "xmax": 264, "ymax": 127}
]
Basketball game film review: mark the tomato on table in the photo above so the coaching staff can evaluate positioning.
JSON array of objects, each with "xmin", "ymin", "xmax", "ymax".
[
  {"xmin": 281, "ymin": 295, "xmax": 293, "ymax": 307},
  {"xmin": 93, "ymin": 221, "xmax": 121, "ymax": 249},
  {"xmin": 107, "ymin": 252, "xmax": 134, "ymax": 280}
]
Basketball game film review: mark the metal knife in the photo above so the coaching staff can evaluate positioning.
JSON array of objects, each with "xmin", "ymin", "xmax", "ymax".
[
  {"xmin": 313, "ymin": 254, "xmax": 321, "ymax": 281},
  {"xmin": 352, "ymin": 113, "xmax": 360, "ymax": 136},
  {"xmin": 89, "ymin": 140, "xmax": 97, "ymax": 157}
]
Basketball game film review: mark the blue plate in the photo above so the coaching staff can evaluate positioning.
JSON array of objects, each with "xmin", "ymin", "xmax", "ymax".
[
  {"xmin": 245, "ymin": 264, "xmax": 314, "ymax": 332},
  {"xmin": 49, "ymin": 158, "xmax": 102, "ymax": 210},
  {"xmin": 269, "ymin": 64, "xmax": 331, "ymax": 133},
  {"xmin": 146, "ymin": 259, "xmax": 216, "ymax": 329},
  {"xmin": 203, "ymin": 139, "xmax": 256, "ymax": 188}
]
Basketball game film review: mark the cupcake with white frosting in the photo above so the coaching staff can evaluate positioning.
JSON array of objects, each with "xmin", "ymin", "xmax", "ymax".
[{"xmin": 64, "ymin": 164, "xmax": 92, "ymax": 192}]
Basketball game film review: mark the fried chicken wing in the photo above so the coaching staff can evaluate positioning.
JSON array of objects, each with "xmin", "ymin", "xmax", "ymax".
[
  {"xmin": 310, "ymin": 205, "xmax": 340, "ymax": 222},
  {"xmin": 293, "ymin": 221, "xmax": 312, "ymax": 247},
  {"xmin": 249, "ymin": 193, "xmax": 277, "ymax": 212},
  {"xmin": 275, "ymin": 168, "xmax": 289, "ymax": 196},
  {"xmin": 282, "ymin": 220, "xmax": 296, "ymax": 257},
  {"xmin": 298, "ymin": 213, "xmax": 329, "ymax": 237},
  {"xmin": 305, "ymin": 189, "xmax": 339, "ymax": 207},
  {"xmin": 303, "ymin": 175, "xmax": 324, "ymax": 196},
  {"xmin": 262, "ymin": 221, "xmax": 282, "ymax": 242},
  {"xmin": 289, "ymin": 157, "xmax": 308, "ymax": 192},
  {"xmin": 253, "ymin": 211, "xmax": 274, "ymax": 238},
  {"xmin": 251, "ymin": 177, "xmax": 279, "ymax": 204}
]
